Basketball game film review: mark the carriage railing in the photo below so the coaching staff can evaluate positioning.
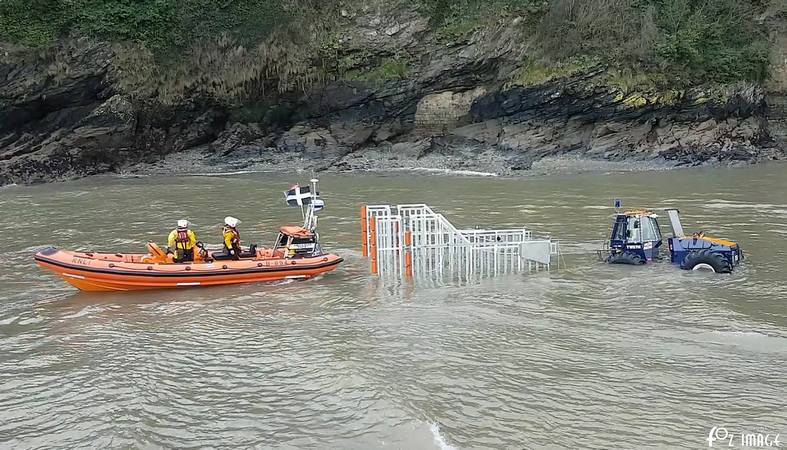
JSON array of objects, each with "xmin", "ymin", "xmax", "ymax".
[{"xmin": 361, "ymin": 203, "xmax": 558, "ymax": 283}]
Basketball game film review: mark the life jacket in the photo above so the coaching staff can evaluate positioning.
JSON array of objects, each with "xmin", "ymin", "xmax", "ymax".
[
  {"xmin": 176, "ymin": 228, "xmax": 190, "ymax": 242},
  {"xmin": 175, "ymin": 228, "xmax": 191, "ymax": 249}
]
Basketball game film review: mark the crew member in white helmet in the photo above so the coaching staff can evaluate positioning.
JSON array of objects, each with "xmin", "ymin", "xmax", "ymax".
[
  {"xmin": 220, "ymin": 216, "xmax": 243, "ymax": 260},
  {"xmin": 167, "ymin": 219, "xmax": 197, "ymax": 263}
]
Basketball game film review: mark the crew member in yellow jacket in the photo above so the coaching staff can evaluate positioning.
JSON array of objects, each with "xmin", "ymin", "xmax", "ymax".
[
  {"xmin": 167, "ymin": 219, "xmax": 197, "ymax": 263},
  {"xmin": 221, "ymin": 216, "xmax": 242, "ymax": 260}
]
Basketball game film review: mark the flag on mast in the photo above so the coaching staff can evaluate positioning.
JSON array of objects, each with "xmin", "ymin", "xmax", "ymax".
[{"xmin": 284, "ymin": 184, "xmax": 312, "ymax": 206}]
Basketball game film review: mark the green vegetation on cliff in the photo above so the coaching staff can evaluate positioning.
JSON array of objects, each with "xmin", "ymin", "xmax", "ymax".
[
  {"xmin": 424, "ymin": 0, "xmax": 771, "ymax": 85},
  {"xmin": 0, "ymin": 0, "xmax": 773, "ymax": 91},
  {"xmin": 0, "ymin": 0, "xmax": 311, "ymax": 53}
]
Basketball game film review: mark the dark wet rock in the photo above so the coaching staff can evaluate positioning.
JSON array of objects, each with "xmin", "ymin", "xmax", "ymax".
[
  {"xmin": 0, "ymin": 42, "xmax": 231, "ymax": 184},
  {"xmin": 276, "ymin": 125, "xmax": 347, "ymax": 162},
  {"xmin": 210, "ymin": 123, "xmax": 271, "ymax": 155}
]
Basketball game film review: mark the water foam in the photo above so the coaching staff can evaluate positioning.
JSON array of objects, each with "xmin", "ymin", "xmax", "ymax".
[
  {"xmin": 430, "ymin": 423, "xmax": 457, "ymax": 450},
  {"xmin": 189, "ymin": 170, "xmax": 261, "ymax": 177},
  {"xmin": 385, "ymin": 167, "xmax": 499, "ymax": 177}
]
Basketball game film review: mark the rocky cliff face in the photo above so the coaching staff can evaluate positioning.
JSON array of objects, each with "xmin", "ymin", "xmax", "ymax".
[
  {"xmin": 0, "ymin": 4, "xmax": 784, "ymax": 185},
  {"xmin": 764, "ymin": 5, "xmax": 787, "ymax": 149},
  {"xmin": 0, "ymin": 42, "xmax": 227, "ymax": 184}
]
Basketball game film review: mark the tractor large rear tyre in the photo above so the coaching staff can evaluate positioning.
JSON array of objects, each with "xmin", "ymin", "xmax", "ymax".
[
  {"xmin": 680, "ymin": 250, "xmax": 732, "ymax": 273},
  {"xmin": 607, "ymin": 251, "xmax": 645, "ymax": 265}
]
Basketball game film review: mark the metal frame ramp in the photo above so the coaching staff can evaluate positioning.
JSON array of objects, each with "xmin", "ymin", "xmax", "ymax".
[{"xmin": 361, "ymin": 204, "xmax": 559, "ymax": 282}]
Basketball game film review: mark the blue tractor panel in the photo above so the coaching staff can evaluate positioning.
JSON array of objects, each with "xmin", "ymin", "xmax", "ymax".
[{"xmin": 669, "ymin": 236, "xmax": 743, "ymax": 267}]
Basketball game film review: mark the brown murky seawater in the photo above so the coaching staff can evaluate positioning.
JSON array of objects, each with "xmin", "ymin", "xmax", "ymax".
[{"xmin": 1, "ymin": 164, "xmax": 786, "ymax": 449}]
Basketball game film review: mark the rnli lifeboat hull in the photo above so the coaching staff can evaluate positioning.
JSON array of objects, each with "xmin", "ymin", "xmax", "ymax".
[{"xmin": 34, "ymin": 247, "xmax": 343, "ymax": 292}]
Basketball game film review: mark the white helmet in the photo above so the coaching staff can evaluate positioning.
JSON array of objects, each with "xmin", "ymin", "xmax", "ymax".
[
  {"xmin": 177, "ymin": 219, "xmax": 189, "ymax": 228},
  {"xmin": 224, "ymin": 216, "xmax": 240, "ymax": 227}
]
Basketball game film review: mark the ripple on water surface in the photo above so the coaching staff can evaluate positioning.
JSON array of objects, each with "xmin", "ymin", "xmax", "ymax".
[{"xmin": 1, "ymin": 166, "xmax": 786, "ymax": 448}]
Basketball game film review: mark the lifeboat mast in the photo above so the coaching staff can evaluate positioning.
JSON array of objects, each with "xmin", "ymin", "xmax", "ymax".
[{"xmin": 302, "ymin": 178, "xmax": 321, "ymax": 232}]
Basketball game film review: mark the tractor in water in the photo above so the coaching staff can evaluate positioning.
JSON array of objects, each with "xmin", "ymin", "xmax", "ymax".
[{"xmin": 600, "ymin": 206, "xmax": 743, "ymax": 273}]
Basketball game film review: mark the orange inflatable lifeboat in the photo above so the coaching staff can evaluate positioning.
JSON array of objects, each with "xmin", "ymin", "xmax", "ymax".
[
  {"xmin": 36, "ymin": 178, "xmax": 344, "ymax": 292},
  {"xmin": 34, "ymin": 226, "xmax": 342, "ymax": 292}
]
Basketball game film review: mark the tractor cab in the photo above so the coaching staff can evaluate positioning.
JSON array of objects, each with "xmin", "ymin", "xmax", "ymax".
[
  {"xmin": 606, "ymin": 210, "xmax": 663, "ymax": 264},
  {"xmin": 274, "ymin": 226, "xmax": 323, "ymax": 259}
]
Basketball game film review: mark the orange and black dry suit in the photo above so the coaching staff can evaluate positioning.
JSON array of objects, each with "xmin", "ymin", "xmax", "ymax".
[{"xmin": 167, "ymin": 227, "xmax": 197, "ymax": 263}]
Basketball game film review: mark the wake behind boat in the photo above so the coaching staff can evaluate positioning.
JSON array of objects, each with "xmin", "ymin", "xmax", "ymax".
[{"xmin": 34, "ymin": 179, "xmax": 343, "ymax": 292}]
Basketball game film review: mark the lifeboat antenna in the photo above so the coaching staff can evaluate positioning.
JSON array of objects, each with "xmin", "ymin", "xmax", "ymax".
[{"xmin": 303, "ymin": 177, "xmax": 320, "ymax": 231}]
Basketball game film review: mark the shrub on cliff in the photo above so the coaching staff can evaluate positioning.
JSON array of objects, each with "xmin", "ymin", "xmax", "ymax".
[
  {"xmin": 0, "ymin": 0, "xmax": 773, "ymax": 89},
  {"xmin": 649, "ymin": 0, "xmax": 769, "ymax": 82},
  {"xmin": 424, "ymin": 0, "xmax": 770, "ymax": 84},
  {"xmin": 0, "ymin": 0, "xmax": 328, "ymax": 54}
]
